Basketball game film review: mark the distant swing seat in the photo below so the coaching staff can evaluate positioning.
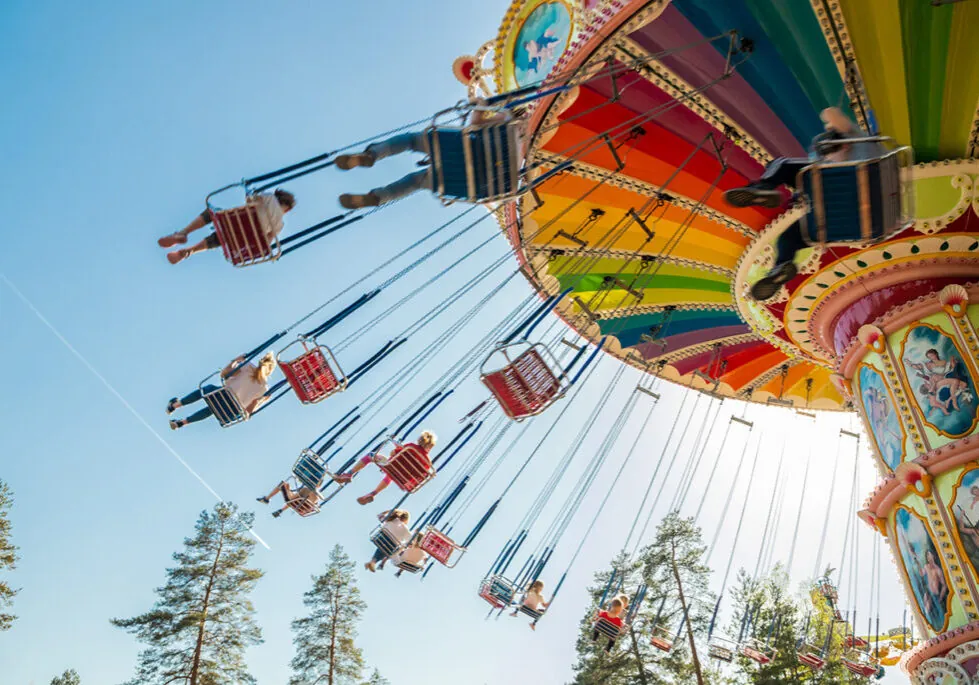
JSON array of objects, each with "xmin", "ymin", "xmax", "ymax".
[
  {"xmin": 797, "ymin": 137, "xmax": 914, "ymax": 248},
  {"xmin": 592, "ymin": 617, "xmax": 623, "ymax": 642},
  {"xmin": 844, "ymin": 635, "xmax": 869, "ymax": 649},
  {"xmin": 479, "ymin": 574, "xmax": 516, "ymax": 609},
  {"xmin": 516, "ymin": 604, "xmax": 544, "ymax": 620},
  {"xmin": 395, "ymin": 559, "xmax": 426, "ymax": 574},
  {"xmin": 199, "ymin": 372, "xmax": 248, "ymax": 428},
  {"xmin": 841, "ymin": 651, "xmax": 881, "ymax": 678},
  {"xmin": 796, "ymin": 643, "xmax": 826, "ymax": 670},
  {"xmin": 707, "ymin": 638, "xmax": 736, "ymax": 663},
  {"xmin": 815, "ymin": 580, "xmax": 838, "ymax": 601},
  {"xmin": 285, "ymin": 450, "xmax": 328, "ymax": 517},
  {"xmin": 277, "ymin": 338, "xmax": 347, "ymax": 404},
  {"xmin": 371, "ymin": 439, "xmax": 436, "ymax": 494},
  {"xmin": 206, "ymin": 189, "xmax": 284, "ymax": 267},
  {"xmin": 739, "ymin": 639, "xmax": 776, "ymax": 665},
  {"xmin": 649, "ymin": 624, "xmax": 674, "ymax": 652},
  {"xmin": 420, "ymin": 527, "xmax": 467, "ymax": 568},
  {"xmin": 481, "ymin": 342, "xmax": 569, "ymax": 420},
  {"xmin": 427, "ymin": 107, "xmax": 523, "ymax": 204},
  {"xmin": 370, "ymin": 527, "xmax": 405, "ymax": 558}
]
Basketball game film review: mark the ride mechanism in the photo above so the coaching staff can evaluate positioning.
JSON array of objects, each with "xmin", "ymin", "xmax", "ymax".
[
  {"xmin": 174, "ymin": 0, "xmax": 979, "ymax": 680},
  {"xmin": 453, "ymin": 0, "xmax": 979, "ymax": 682}
]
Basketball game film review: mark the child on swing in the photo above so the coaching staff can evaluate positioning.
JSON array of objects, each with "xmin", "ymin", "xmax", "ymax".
[
  {"xmin": 510, "ymin": 579, "xmax": 550, "ymax": 630},
  {"xmin": 592, "ymin": 594, "xmax": 629, "ymax": 652},
  {"xmin": 331, "ymin": 430, "xmax": 437, "ymax": 504},
  {"xmin": 390, "ymin": 531, "xmax": 430, "ymax": 576}
]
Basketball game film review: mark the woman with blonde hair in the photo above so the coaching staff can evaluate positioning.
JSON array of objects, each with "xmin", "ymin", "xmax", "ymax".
[
  {"xmin": 366, "ymin": 509, "xmax": 412, "ymax": 572},
  {"xmin": 167, "ymin": 352, "xmax": 277, "ymax": 429},
  {"xmin": 332, "ymin": 430, "xmax": 437, "ymax": 505}
]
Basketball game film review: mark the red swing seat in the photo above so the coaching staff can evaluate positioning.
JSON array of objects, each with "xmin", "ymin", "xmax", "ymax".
[
  {"xmin": 480, "ymin": 342, "xmax": 568, "ymax": 420},
  {"xmin": 420, "ymin": 527, "xmax": 466, "ymax": 568},
  {"xmin": 740, "ymin": 640, "xmax": 775, "ymax": 665},
  {"xmin": 277, "ymin": 339, "xmax": 347, "ymax": 404},
  {"xmin": 208, "ymin": 193, "xmax": 284, "ymax": 267},
  {"xmin": 842, "ymin": 653, "xmax": 880, "ymax": 678},
  {"xmin": 796, "ymin": 650, "xmax": 826, "ymax": 670},
  {"xmin": 373, "ymin": 441, "xmax": 436, "ymax": 493},
  {"xmin": 844, "ymin": 635, "xmax": 868, "ymax": 649}
]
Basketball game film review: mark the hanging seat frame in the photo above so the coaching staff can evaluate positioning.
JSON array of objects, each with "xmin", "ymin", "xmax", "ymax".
[
  {"xmin": 479, "ymin": 574, "xmax": 517, "ymax": 609},
  {"xmin": 205, "ymin": 186, "xmax": 284, "ymax": 267},
  {"xmin": 796, "ymin": 137, "xmax": 914, "ymax": 248},
  {"xmin": 480, "ymin": 341, "xmax": 569, "ymax": 421},
  {"xmin": 420, "ymin": 526, "xmax": 467, "ymax": 568},
  {"xmin": 282, "ymin": 450, "xmax": 327, "ymax": 517},
  {"xmin": 199, "ymin": 371, "xmax": 248, "ymax": 428},
  {"xmin": 276, "ymin": 337, "xmax": 347, "ymax": 404},
  {"xmin": 371, "ymin": 438, "xmax": 437, "ymax": 494},
  {"xmin": 427, "ymin": 106, "xmax": 523, "ymax": 205},
  {"xmin": 739, "ymin": 638, "xmax": 777, "ymax": 665}
]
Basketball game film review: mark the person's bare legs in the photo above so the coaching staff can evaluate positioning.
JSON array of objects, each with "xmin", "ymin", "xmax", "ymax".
[
  {"xmin": 332, "ymin": 457, "xmax": 370, "ymax": 484},
  {"xmin": 357, "ymin": 478, "xmax": 391, "ymax": 505},
  {"xmin": 159, "ymin": 212, "xmax": 209, "ymax": 248},
  {"xmin": 167, "ymin": 236, "xmax": 214, "ymax": 265}
]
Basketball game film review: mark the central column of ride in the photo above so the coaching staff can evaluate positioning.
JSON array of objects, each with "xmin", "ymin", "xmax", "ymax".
[{"xmin": 838, "ymin": 283, "xmax": 979, "ymax": 683}]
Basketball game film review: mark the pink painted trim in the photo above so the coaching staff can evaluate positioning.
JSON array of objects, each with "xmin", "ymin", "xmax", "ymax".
[
  {"xmin": 837, "ymin": 280, "xmax": 979, "ymax": 378},
  {"xmin": 811, "ymin": 261, "xmax": 979, "ymax": 367},
  {"xmin": 905, "ymin": 620, "xmax": 979, "ymax": 674},
  {"xmin": 864, "ymin": 438, "xmax": 979, "ymax": 517}
]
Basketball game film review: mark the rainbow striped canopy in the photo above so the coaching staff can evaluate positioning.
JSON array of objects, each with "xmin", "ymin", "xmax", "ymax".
[{"xmin": 499, "ymin": 0, "xmax": 979, "ymax": 410}]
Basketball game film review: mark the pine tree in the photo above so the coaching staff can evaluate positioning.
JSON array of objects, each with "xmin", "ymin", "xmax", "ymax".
[
  {"xmin": 361, "ymin": 669, "xmax": 390, "ymax": 685},
  {"xmin": 50, "ymin": 668, "xmax": 81, "ymax": 685},
  {"xmin": 290, "ymin": 544, "xmax": 367, "ymax": 685},
  {"xmin": 0, "ymin": 479, "xmax": 18, "ymax": 632},
  {"xmin": 112, "ymin": 503, "xmax": 264, "ymax": 685},
  {"xmin": 571, "ymin": 513, "xmax": 715, "ymax": 685}
]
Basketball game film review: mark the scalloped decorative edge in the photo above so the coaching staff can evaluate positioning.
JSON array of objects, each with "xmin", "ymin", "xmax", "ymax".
[{"xmin": 530, "ymin": 150, "xmax": 754, "ymax": 237}]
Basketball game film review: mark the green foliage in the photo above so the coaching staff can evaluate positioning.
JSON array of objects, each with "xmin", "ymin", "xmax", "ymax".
[
  {"xmin": 0, "ymin": 479, "xmax": 18, "ymax": 631},
  {"xmin": 290, "ymin": 545, "xmax": 367, "ymax": 685},
  {"xmin": 50, "ymin": 668, "xmax": 81, "ymax": 685},
  {"xmin": 720, "ymin": 566, "xmax": 867, "ymax": 684},
  {"xmin": 112, "ymin": 503, "xmax": 264, "ymax": 685},
  {"xmin": 571, "ymin": 512, "xmax": 715, "ymax": 685}
]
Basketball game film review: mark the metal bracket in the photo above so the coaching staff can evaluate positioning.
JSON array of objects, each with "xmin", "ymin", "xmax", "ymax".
[
  {"xmin": 731, "ymin": 416, "xmax": 754, "ymax": 428},
  {"xmin": 603, "ymin": 133, "xmax": 625, "ymax": 171},
  {"xmin": 628, "ymin": 208, "xmax": 655, "ymax": 240},
  {"xmin": 636, "ymin": 385, "xmax": 661, "ymax": 400}
]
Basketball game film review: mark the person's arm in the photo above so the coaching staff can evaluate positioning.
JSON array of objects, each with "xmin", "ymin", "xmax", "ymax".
[
  {"xmin": 243, "ymin": 394, "xmax": 268, "ymax": 417},
  {"xmin": 221, "ymin": 356, "xmax": 246, "ymax": 380},
  {"xmin": 820, "ymin": 107, "xmax": 859, "ymax": 136}
]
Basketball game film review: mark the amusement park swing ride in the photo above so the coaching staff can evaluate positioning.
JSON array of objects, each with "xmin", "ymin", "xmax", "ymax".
[{"xmin": 161, "ymin": 0, "xmax": 979, "ymax": 682}]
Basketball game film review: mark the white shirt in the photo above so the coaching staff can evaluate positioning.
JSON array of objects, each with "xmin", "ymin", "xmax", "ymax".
[
  {"xmin": 393, "ymin": 545, "xmax": 428, "ymax": 567},
  {"xmin": 250, "ymin": 194, "xmax": 285, "ymax": 239},
  {"xmin": 225, "ymin": 364, "xmax": 268, "ymax": 408},
  {"xmin": 380, "ymin": 518, "xmax": 412, "ymax": 545}
]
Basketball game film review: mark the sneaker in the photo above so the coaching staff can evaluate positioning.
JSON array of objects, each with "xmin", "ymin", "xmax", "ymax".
[
  {"xmin": 332, "ymin": 473, "xmax": 353, "ymax": 484},
  {"xmin": 335, "ymin": 151, "xmax": 376, "ymax": 170},
  {"xmin": 339, "ymin": 193, "xmax": 381, "ymax": 210},
  {"xmin": 256, "ymin": 497, "xmax": 270, "ymax": 505},
  {"xmin": 272, "ymin": 510, "xmax": 282, "ymax": 518},
  {"xmin": 724, "ymin": 185, "xmax": 782, "ymax": 209},
  {"xmin": 365, "ymin": 561, "xmax": 376, "ymax": 573},
  {"xmin": 750, "ymin": 262, "xmax": 798, "ymax": 301},
  {"xmin": 357, "ymin": 493, "xmax": 375, "ymax": 505},
  {"xmin": 166, "ymin": 398, "xmax": 180, "ymax": 414},
  {"xmin": 169, "ymin": 419, "xmax": 182, "ymax": 431}
]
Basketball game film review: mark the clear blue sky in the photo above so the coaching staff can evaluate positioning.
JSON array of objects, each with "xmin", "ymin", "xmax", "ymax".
[{"xmin": 0, "ymin": 2, "xmax": 909, "ymax": 683}]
